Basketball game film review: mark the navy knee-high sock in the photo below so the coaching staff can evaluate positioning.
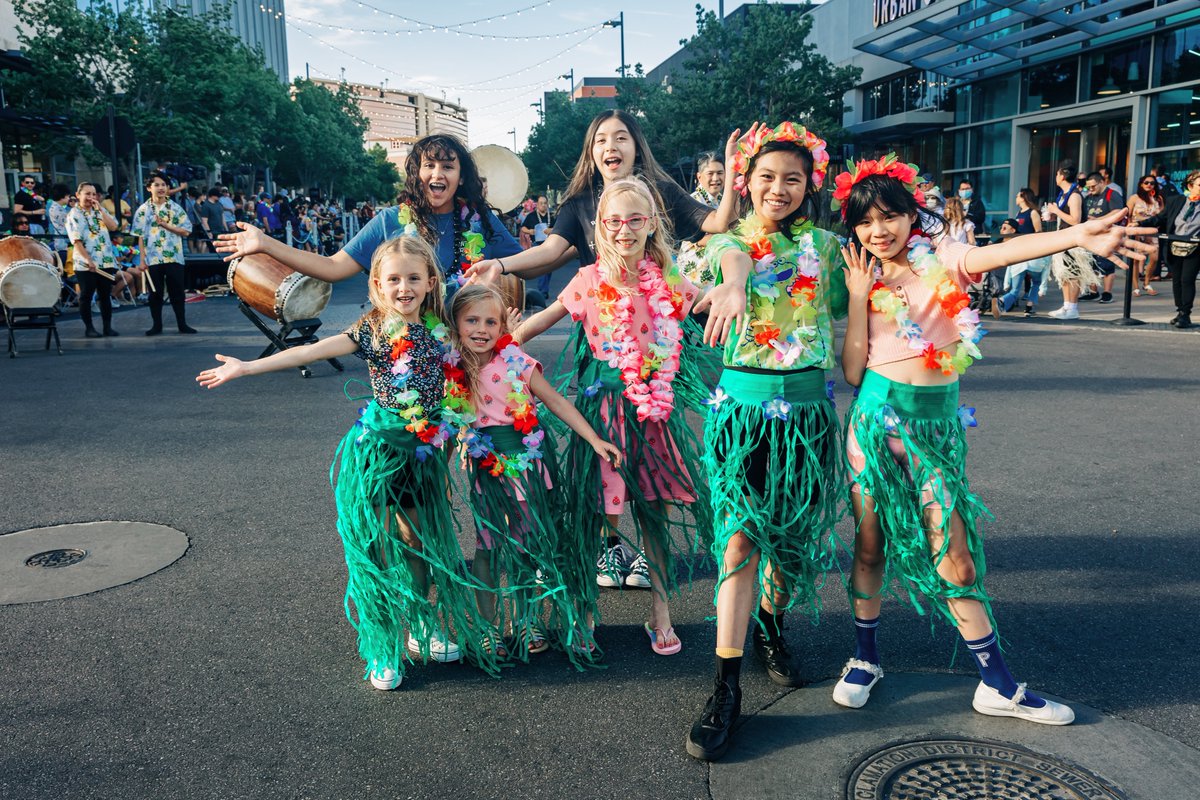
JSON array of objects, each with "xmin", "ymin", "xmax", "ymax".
[
  {"xmin": 965, "ymin": 632, "xmax": 1045, "ymax": 708},
  {"xmin": 845, "ymin": 616, "xmax": 880, "ymax": 686}
]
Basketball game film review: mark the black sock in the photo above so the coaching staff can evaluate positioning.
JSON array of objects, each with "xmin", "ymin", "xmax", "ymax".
[
  {"xmin": 716, "ymin": 654, "xmax": 742, "ymax": 684},
  {"xmin": 606, "ymin": 535, "xmax": 620, "ymax": 548},
  {"xmin": 757, "ymin": 605, "xmax": 784, "ymax": 643}
]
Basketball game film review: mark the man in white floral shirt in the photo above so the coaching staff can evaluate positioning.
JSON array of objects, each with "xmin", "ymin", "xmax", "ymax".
[
  {"xmin": 65, "ymin": 182, "xmax": 121, "ymax": 338},
  {"xmin": 131, "ymin": 171, "xmax": 197, "ymax": 335}
]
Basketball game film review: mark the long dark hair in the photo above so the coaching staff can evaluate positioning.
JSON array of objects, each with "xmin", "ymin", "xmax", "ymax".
[
  {"xmin": 842, "ymin": 173, "xmax": 946, "ymax": 245},
  {"xmin": 741, "ymin": 139, "xmax": 818, "ymax": 230},
  {"xmin": 1134, "ymin": 174, "xmax": 1159, "ymax": 205},
  {"xmin": 562, "ymin": 110, "xmax": 673, "ymax": 208},
  {"xmin": 400, "ymin": 134, "xmax": 495, "ymax": 244}
]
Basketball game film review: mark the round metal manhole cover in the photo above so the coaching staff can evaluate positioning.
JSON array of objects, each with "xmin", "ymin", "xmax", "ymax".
[
  {"xmin": 1, "ymin": 521, "xmax": 189, "ymax": 604},
  {"xmin": 846, "ymin": 737, "xmax": 1126, "ymax": 799},
  {"xmin": 25, "ymin": 548, "xmax": 89, "ymax": 568}
]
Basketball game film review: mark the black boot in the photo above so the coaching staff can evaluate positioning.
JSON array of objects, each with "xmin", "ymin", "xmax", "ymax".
[
  {"xmin": 1177, "ymin": 314, "xmax": 1193, "ymax": 329},
  {"xmin": 752, "ymin": 625, "xmax": 803, "ymax": 687},
  {"xmin": 686, "ymin": 678, "xmax": 742, "ymax": 761}
]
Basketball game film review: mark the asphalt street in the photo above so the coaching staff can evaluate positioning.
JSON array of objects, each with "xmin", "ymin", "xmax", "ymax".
[{"xmin": 2, "ymin": 271, "xmax": 1198, "ymax": 799}]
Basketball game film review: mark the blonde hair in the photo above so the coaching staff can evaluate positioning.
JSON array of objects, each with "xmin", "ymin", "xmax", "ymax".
[
  {"xmin": 448, "ymin": 283, "xmax": 508, "ymax": 403},
  {"xmin": 593, "ymin": 178, "xmax": 675, "ymax": 289},
  {"xmin": 943, "ymin": 195, "xmax": 967, "ymax": 225},
  {"xmin": 363, "ymin": 236, "xmax": 445, "ymax": 343}
]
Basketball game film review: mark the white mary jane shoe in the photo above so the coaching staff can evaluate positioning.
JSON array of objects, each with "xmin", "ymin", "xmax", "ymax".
[
  {"xmin": 832, "ymin": 658, "xmax": 883, "ymax": 709},
  {"xmin": 972, "ymin": 681, "xmax": 1075, "ymax": 726}
]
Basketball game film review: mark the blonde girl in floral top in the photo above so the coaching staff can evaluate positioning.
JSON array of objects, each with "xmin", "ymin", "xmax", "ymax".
[
  {"xmin": 132, "ymin": 171, "xmax": 196, "ymax": 335},
  {"xmin": 685, "ymin": 122, "xmax": 847, "ymax": 763},
  {"xmin": 65, "ymin": 182, "xmax": 120, "ymax": 338}
]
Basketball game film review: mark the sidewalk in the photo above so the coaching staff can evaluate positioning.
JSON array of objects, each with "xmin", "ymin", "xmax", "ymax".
[{"xmin": 998, "ymin": 276, "xmax": 1195, "ymax": 332}]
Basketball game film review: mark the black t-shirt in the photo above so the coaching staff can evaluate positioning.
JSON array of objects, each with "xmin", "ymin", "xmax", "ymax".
[
  {"xmin": 551, "ymin": 177, "xmax": 712, "ymax": 266},
  {"xmin": 14, "ymin": 189, "xmax": 43, "ymax": 214}
]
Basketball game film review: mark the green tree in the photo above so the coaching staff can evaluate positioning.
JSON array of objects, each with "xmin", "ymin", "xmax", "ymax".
[
  {"xmin": 520, "ymin": 93, "xmax": 611, "ymax": 194},
  {"xmin": 272, "ymin": 79, "xmax": 370, "ymax": 197},
  {"xmin": 342, "ymin": 144, "xmax": 402, "ymax": 204}
]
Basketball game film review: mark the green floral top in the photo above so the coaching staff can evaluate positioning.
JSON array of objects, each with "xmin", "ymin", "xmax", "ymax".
[
  {"xmin": 65, "ymin": 207, "xmax": 117, "ymax": 271},
  {"xmin": 705, "ymin": 214, "xmax": 848, "ymax": 371},
  {"xmin": 131, "ymin": 199, "xmax": 192, "ymax": 265}
]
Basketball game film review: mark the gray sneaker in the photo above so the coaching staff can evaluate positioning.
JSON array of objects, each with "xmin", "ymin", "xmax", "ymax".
[
  {"xmin": 625, "ymin": 552, "xmax": 652, "ymax": 588},
  {"xmin": 596, "ymin": 543, "xmax": 632, "ymax": 588}
]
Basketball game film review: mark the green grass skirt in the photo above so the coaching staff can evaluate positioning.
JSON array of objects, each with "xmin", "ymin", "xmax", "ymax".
[
  {"xmin": 845, "ymin": 370, "xmax": 994, "ymax": 629},
  {"xmin": 702, "ymin": 368, "xmax": 842, "ymax": 616},
  {"xmin": 330, "ymin": 402, "xmax": 502, "ymax": 678},
  {"xmin": 457, "ymin": 424, "xmax": 600, "ymax": 668}
]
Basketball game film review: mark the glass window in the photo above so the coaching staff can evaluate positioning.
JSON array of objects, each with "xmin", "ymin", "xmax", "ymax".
[
  {"xmin": 1022, "ymin": 59, "xmax": 1078, "ymax": 113},
  {"xmin": 955, "ymin": 130, "xmax": 971, "ymax": 168},
  {"xmin": 970, "ymin": 122, "xmax": 1011, "ymax": 167},
  {"xmin": 954, "ymin": 86, "xmax": 971, "ymax": 126},
  {"xmin": 1083, "ymin": 39, "xmax": 1150, "ymax": 100},
  {"xmin": 1148, "ymin": 89, "xmax": 1200, "ymax": 150},
  {"xmin": 1141, "ymin": 148, "xmax": 1200, "ymax": 187},
  {"xmin": 976, "ymin": 168, "xmax": 1010, "ymax": 234},
  {"xmin": 1156, "ymin": 23, "xmax": 1200, "ymax": 87},
  {"xmin": 971, "ymin": 72, "xmax": 1019, "ymax": 122}
]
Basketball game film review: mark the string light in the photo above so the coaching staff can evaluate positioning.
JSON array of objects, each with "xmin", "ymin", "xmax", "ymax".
[
  {"xmin": 286, "ymin": 14, "xmax": 598, "ymax": 42},
  {"xmin": 349, "ymin": 0, "xmax": 555, "ymax": 31}
]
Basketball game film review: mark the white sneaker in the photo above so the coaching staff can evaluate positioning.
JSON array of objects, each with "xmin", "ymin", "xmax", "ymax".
[
  {"xmin": 972, "ymin": 681, "xmax": 1074, "ymax": 725},
  {"xmin": 368, "ymin": 666, "xmax": 400, "ymax": 691},
  {"xmin": 1048, "ymin": 306, "xmax": 1079, "ymax": 320},
  {"xmin": 596, "ymin": 543, "xmax": 633, "ymax": 588},
  {"xmin": 407, "ymin": 628, "xmax": 461, "ymax": 663},
  {"xmin": 624, "ymin": 552, "xmax": 652, "ymax": 588},
  {"xmin": 832, "ymin": 658, "xmax": 883, "ymax": 709}
]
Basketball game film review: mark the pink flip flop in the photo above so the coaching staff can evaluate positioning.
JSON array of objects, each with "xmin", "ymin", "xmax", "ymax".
[{"xmin": 645, "ymin": 622, "xmax": 682, "ymax": 656}]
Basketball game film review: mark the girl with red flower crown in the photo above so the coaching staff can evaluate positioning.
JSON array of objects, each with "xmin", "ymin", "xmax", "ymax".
[
  {"xmin": 198, "ymin": 237, "xmax": 504, "ymax": 691},
  {"xmin": 684, "ymin": 121, "xmax": 849, "ymax": 762},
  {"xmin": 833, "ymin": 154, "xmax": 1157, "ymax": 725},
  {"xmin": 513, "ymin": 178, "xmax": 709, "ymax": 661},
  {"xmin": 443, "ymin": 284, "xmax": 620, "ymax": 665}
]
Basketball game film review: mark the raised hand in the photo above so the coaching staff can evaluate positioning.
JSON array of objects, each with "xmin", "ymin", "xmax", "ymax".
[
  {"xmin": 694, "ymin": 280, "xmax": 748, "ymax": 348},
  {"xmin": 465, "ymin": 259, "xmax": 502, "ymax": 287},
  {"xmin": 506, "ymin": 306, "xmax": 523, "ymax": 331},
  {"xmin": 726, "ymin": 121, "xmax": 762, "ymax": 163},
  {"xmin": 214, "ymin": 222, "xmax": 267, "ymax": 262},
  {"xmin": 196, "ymin": 354, "xmax": 247, "ymax": 388},
  {"xmin": 1075, "ymin": 208, "xmax": 1158, "ymax": 271},
  {"xmin": 841, "ymin": 242, "xmax": 878, "ymax": 300}
]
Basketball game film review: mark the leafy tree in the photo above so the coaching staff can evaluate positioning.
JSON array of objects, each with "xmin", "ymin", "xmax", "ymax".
[
  {"xmin": 520, "ymin": 93, "xmax": 611, "ymax": 194},
  {"xmin": 342, "ymin": 144, "xmax": 403, "ymax": 204},
  {"xmin": 272, "ymin": 79, "xmax": 370, "ymax": 198}
]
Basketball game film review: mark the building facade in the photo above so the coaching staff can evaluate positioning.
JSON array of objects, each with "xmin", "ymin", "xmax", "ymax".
[
  {"xmin": 312, "ymin": 79, "xmax": 469, "ymax": 170},
  {"xmin": 808, "ymin": 0, "xmax": 1200, "ymax": 229}
]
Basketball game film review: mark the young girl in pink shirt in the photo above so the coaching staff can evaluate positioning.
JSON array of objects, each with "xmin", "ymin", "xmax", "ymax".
[{"xmin": 514, "ymin": 178, "xmax": 708, "ymax": 658}]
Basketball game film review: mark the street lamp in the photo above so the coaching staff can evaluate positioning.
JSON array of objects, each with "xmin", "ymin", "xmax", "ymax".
[
  {"xmin": 603, "ymin": 13, "xmax": 626, "ymax": 78},
  {"xmin": 559, "ymin": 69, "xmax": 575, "ymax": 102},
  {"xmin": 530, "ymin": 100, "xmax": 543, "ymax": 120},
  {"xmin": 507, "ymin": 129, "xmax": 516, "ymax": 150}
]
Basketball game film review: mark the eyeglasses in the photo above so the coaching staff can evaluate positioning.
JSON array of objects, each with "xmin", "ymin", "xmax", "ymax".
[
  {"xmin": 600, "ymin": 215, "xmax": 650, "ymax": 232},
  {"xmin": 1141, "ymin": 180, "xmax": 1155, "ymax": 185}
]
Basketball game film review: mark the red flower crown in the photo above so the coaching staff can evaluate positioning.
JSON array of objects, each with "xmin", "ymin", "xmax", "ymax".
[
  {"xmin": 730, "ymin": 121, "xmax": 829, "ymax": 195},
  {"xmin": 830, "ymin": 153, "xmax": 925, "ymax": 219}
]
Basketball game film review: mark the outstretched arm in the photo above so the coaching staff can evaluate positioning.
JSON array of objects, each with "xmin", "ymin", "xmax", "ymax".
[
  {"xmin": 693, "ymin": 249, "xmax": 751, "ymax": 347},
  {"xmin": 840, "ymin": 243, "xmax": 875, "ymax": 388},
  {"xmin": 215, "ymin": 221, "xmax": 361, "ymax": 281},
  {"xmin": 528, "ymin": 370, "xmax": 621, "ymax": 468},
  {"xmin": 964, "ymin": 209, "xmax": 1158, "ymax": 275},
  {"xmin": 700, "ymin": 124, "xmax": 756, "ymax": 234},
  {"xmin": 469, "ymin": 235, "xmax": 573, "ymax": 285},
  {"xmin": 197, "ymin": 334, "xmax": 358, "ymax": 388},
  {"xmin": 512, "ymin": 301, "xmax": 568, "ymax": 344}
]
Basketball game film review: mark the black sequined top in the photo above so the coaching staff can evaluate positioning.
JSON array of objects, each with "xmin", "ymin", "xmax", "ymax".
[{"xmin": 346, "ymin": 317, "xmax": 445, "ymax": 413}]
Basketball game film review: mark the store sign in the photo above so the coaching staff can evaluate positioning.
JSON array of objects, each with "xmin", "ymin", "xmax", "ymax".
[{"xmin": 874, "ymin": 0, "xmax": 935, "ymax": 28}]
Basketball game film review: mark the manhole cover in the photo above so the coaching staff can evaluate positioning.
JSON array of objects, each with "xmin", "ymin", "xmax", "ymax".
[
  {"xmin": 846, "ymin": 737, "xmax": 1126, "ymax": 799},
  {"xmin": 25, "ymin": 548, "xmax": 88, "ymax": 568}
]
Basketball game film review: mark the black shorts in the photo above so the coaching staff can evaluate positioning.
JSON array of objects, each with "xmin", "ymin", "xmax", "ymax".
[
  {"xmin": 714, "ymin": 408, "xmax": 831, "ymax": 498},
  {"xmin": 1094, "ymin": 257, "xmax": 1116, "ymax": 277}
]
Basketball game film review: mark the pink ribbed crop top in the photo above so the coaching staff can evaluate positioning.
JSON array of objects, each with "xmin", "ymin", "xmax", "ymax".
[{"xmin": 866, "ymin": 239, "xmax": 979, "ymax": 368}]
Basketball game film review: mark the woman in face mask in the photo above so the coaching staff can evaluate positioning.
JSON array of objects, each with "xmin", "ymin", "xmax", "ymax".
[{"xmin": 957, "ymin": 179, "xmax": 987, "ymax": 233}]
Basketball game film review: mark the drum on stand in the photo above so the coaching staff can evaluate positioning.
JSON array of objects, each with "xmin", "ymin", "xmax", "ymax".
[
  {"xmin": 0, "ymin": 236, "xmax": 62, "ymax": 310},
  {"xmin": 472, "ymin": 144, "xmax": 530, "ymax": 311},
  {"xmin": 226, "ymin": 252, "xmax": 331, "ymax": 323},
  {"xmin": 498, "ymin": 274, "xmax": 525, "ymax": 314}
]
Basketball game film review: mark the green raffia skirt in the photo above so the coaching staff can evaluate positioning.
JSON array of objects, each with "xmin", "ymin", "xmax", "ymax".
[
  {"xmin": 330, "ymin": 401, "xmax": 501, "ymax": 678},
  {"xmin": 845, "ymin": 370, "xmax": 994, "ymax": 628},
  {"xmin": 458, "ymin": 424, "xmax": 600, "ymax": 668},
  {"xmin": 702, "ymin": 368, "xmax": 842, "ymax": 615},
  {"xmin": 548, "ymin": 326, "xmax": 712, "ymax": 606}
]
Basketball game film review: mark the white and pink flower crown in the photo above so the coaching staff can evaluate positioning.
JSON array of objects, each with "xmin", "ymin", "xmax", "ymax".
[{"xmin": 729, "ymin": 121, "xmax": 829, "ymax": 195}]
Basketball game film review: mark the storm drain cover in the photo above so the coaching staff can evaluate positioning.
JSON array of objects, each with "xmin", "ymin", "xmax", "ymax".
[
  {"xmin": 846, "ymin": 737, "xmax": 1126, "ymax": 799},
  {"xmin": 0, "ymin": 521, "xmax": 189, "ymax": 604}
]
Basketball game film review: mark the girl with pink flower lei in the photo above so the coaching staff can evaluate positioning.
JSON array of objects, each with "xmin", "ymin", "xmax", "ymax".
[
  {"xmin": 444, "ymin": 284, "xmax": 620, "ymax": 666},
  {"xmin": 833, "ymin": 154, "xmax": 1157, "ymax": 726},
  {"xmin": 685, "ymin": 122, "xmax": 849, "ymax": 762},
  {"xmin": 513, "ymin": 178, "xmax": 709, "ymax": 660}
]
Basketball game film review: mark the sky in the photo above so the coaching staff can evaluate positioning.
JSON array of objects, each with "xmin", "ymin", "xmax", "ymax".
[{"xmin": 282, "ymin": 0, "xmax": 759, "ymax": 152}]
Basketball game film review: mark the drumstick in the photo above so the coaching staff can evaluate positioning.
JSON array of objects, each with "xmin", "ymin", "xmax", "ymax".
[
  {"xmin": 93, "ymin": 267, "xmax": 117, "ymax": 281},
  {"xmin": 141, "ymin": 268, "xmax": 156, "ymax": 293}
]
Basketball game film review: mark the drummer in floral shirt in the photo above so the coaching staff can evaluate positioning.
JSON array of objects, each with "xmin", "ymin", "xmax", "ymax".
[
  {"xmin": 131, "ymin": 171, "xmax": 197, "ymax": 335},
  {"xmin": 66, "ymin": 181, "xmax": 121, "ymax": 338}
]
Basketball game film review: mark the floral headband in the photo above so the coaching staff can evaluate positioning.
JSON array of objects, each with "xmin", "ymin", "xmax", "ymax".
[
  {"xmin": 830, "ymin": 153, "xmax": 925, "ymax": 219},
  {"xmin": 729, "ymin": 121, "xmax": 829, "ymax": 195}
]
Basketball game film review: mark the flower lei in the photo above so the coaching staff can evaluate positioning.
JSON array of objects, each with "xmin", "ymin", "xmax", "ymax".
[
  {"xmin": 730, "ymin": 121, "xmax": 829, "ymax": 195},
  {"xmin": 394, "ymin": 201, "xmax": 485, "ymax": 289},
  {"xmin": 444, "ymin": 334, "xmax": 546, "ymax": 478},
  {"xmin": 867, "ymin": 234, "xmax": 985, "ymax": 376},
  {"xmin": 594, "ymin": 258, "xmax": 686, "ymax": 423},
  {"xmin": 369, "ymin": 311, "xmax": 456, "ymax": 461},
  {"xmin": 738, "ymin": 214, "xmax": 825, "ymax": 370},
  {"xmin": 831, "ymin": 153, "xmax": 924, "ymax": 219}
]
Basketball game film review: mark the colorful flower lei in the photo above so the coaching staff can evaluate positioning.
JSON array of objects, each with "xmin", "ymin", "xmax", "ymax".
[
  {"xmin": 738, "ymin": 214, "xmax": 826, "ymax": 368},
  {"xmin": 377, "ymin": 311, "xmax": 456, "ymax": 459},
  {"xmin": 594, "ymin": 258, "xmax": 686, "ymax": 423},
  {"xmin": 394, "ymin": 201, "xmax": 485, "ymax": 289},
  {"xmin": 830, "ymin": 153, "xmax": 924, "ymax": 219},
  {"xmin": 867, "ymin": 234, "xmax": 985, "ymax": 375},
  {"xmin": 729, "ymin": 121, "xmax": 829, "ymax": 195},
  {"xmin": 444, "ymin": 333, "xmax": 547, "ymax": 478}
]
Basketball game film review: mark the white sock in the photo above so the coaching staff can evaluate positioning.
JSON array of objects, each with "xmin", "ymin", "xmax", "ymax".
[{"xmin": 1065, "ymin": 302, "xmax": 1077, "ymax": 312}]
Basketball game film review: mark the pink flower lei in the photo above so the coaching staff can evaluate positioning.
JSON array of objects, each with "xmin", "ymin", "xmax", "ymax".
[{"xmin": 595, "ymin": 258, "xmax": 685, "ymax": 423}]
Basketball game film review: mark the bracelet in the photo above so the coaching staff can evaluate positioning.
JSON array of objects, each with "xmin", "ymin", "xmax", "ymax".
[{"xmin": 498, "ymin": 259, "xmax": 507, "ymax": 275}]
